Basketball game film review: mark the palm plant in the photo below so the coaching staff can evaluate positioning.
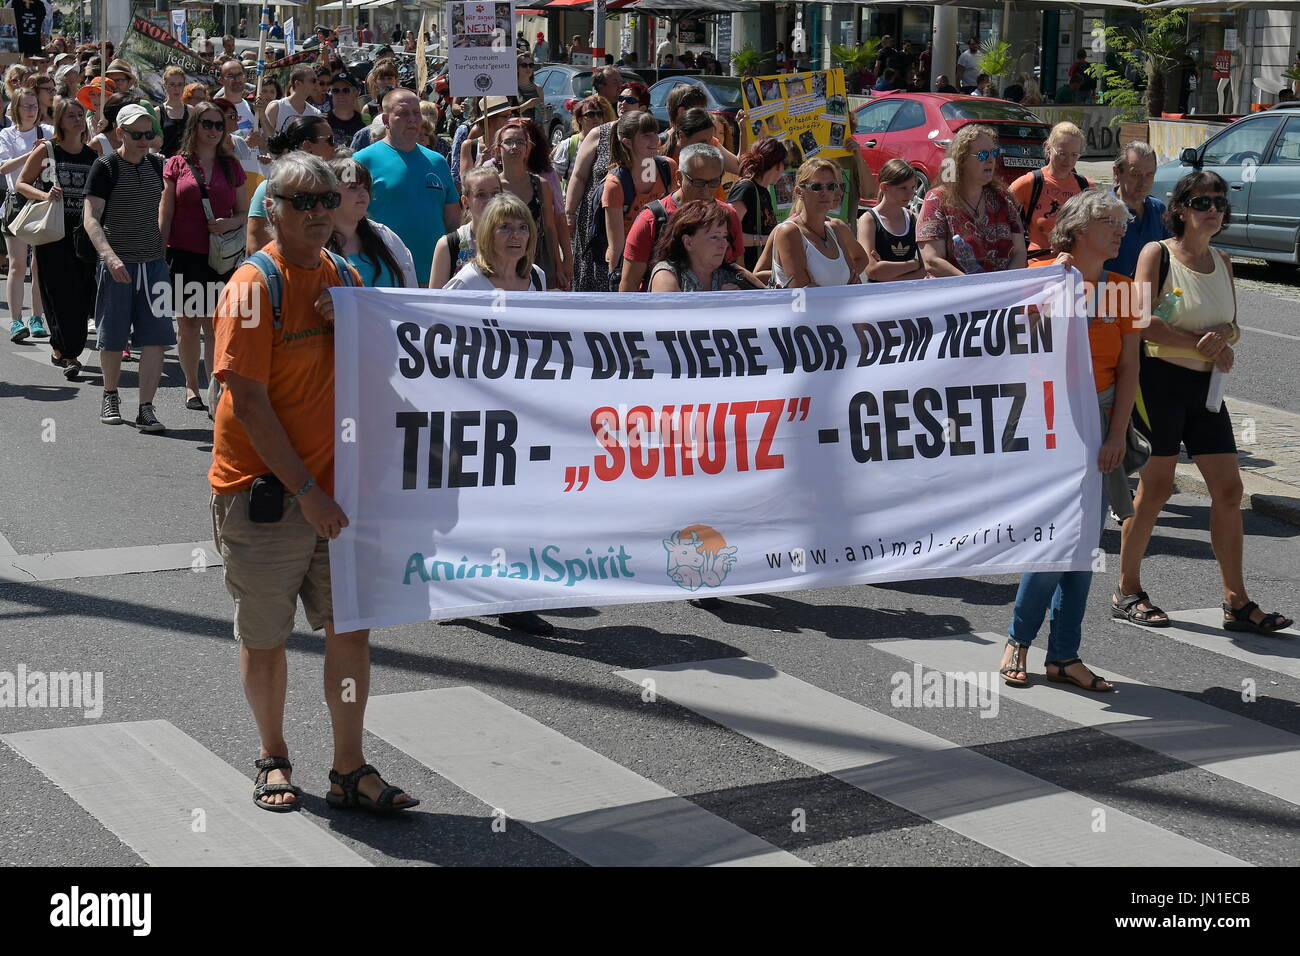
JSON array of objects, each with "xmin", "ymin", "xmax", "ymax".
[
  {"xmin": 977, "ymin": 39, "xmax": 1013, "ymax": 95},
  {"xmin": 730, "ymin": 44, "xmax": 774, "ymax": 78}
]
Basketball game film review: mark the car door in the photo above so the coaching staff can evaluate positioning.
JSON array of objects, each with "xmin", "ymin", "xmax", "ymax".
[
  {"xmin": 852, "ymin": 99, "xmax": 904, "ymax": 175},
  {"xmin": 1248, "ymin": 114, "xmax": 1300, "ymax": 257},
  {"xmin": 883, "ymin": 98, "xmax": 927, "ymax": 168},
  {"xmin": 533, "ymin": 68, "xmax": 555, "ymax": 127},
  {"xmin": 1197, "ymin": 114, "xmax": 1282, "ymax": 248}
]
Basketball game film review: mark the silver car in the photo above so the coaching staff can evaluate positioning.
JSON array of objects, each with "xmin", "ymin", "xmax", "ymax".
[{"xmin": 1152, "ymin": 107, "xmax": 1300, "ymax": 264}]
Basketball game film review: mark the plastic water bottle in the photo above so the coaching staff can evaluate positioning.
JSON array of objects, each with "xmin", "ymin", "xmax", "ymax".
[
  {"xmin": 1152, "ymin": 286, "xmax": 1182, "ymax": 322},
  {"xmin": 951, "ymin": 234, "xmax": 981, "ymax": 274},
  {"xmin": 1206, "ymin": 367, "xmax": 1228, "ymax": 413}
]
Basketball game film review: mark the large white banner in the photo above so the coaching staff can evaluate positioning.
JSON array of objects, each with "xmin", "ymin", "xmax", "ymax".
[
  {"xmin": 447, "ymin": 1, "xmax": 518, "ymax": 98},
  {"xmin": 330, "ymin": 269, "xmax": 1102, "ymax": 632}
]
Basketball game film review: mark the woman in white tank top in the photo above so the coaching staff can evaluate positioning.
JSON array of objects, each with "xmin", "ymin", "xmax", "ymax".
[{"xmin": 767, "ymin": 157, "xmax": 868, "ymax": 288}]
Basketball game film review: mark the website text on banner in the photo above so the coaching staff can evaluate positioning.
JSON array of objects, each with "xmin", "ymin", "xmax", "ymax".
[
  {"xmin": 740, "ymin": 69, "xmax": 850, "ymax": 160},
  {"xmin": 330, "ymin": 268, "xmax": 1102, "ymax": 632}
]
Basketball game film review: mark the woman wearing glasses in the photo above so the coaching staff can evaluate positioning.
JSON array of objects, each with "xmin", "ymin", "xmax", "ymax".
[
  {"xmin": 29, "ymin": 73, "xmax": 55, "ymax": 124},
  {"xmin": 510, "ymin": 53, "xmax": 542, "ymax": 125},
  {"xmin": 489, "ymin": 119, "xmax": 564, "ymax": 289},
  {"xmin": 552, "ymin": 94, "xmax": 612, "ymax": 197},
  {"xmin": 14, "ymin": 95, "xmax": 97, "ymax": 378},
  {"xmin": 245, "ymin": 115, "xmax": 335, "ymax": 255},
  {"xmin": 1009, "ymin": 122, "xmax": 1092, "ymax": 257},
  {"xmin": 767, "ymin": 158, "xmax": 868, "ymax": 288},
  {"xmin": 1115, "ymin": 172, "xmax": 1293, "ymax": 636},
  {"xmin": 0, "ymin": 88, "xmax": 51, "ymax": 343},
  {"xmin": 917, "ymin": 124, "xmax": 1027, "ymax": 277},
  {"xmin": 159, "ymin": 102, "xmax": 249, "ymax": 412},
  {"xmin": 999, "ymin": 188, "xmax": 1141, "ymax": 692},
  {"xmin": 565, "ymin": 81, "xmax": 649, "ymax": 292}
]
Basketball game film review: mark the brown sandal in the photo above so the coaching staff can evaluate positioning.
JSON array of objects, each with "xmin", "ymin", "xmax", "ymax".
[{"xmin": 1046, "ymin": 659, "xmax": 1114, "ymax": 693}]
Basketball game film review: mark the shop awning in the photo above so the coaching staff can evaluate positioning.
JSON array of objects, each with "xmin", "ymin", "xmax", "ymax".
[{"xmin": 1150, "ymin": 0, "xmax": 1300, "ymax": 8}]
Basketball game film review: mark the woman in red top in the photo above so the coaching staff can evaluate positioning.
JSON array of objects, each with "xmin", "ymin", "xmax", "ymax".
[
  {"xmin": 917, "ymin": 124, "xmax": 1027, "ymax": 276},
  {"xmin": 159, "ymin": 102, "xmax": 249, "ymax": 411}
]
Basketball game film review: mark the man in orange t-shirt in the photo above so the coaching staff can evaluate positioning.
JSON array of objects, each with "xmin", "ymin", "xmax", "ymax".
[
  {"xmin": 209, "ymin": 153, "xmax": 420, "ymax": 816},
  {"xmin": 1010, "ymin": 122, "xmax": 1092, "ymax": 254}
]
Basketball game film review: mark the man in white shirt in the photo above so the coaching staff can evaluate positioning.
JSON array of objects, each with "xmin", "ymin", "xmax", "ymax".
[
  {"xmin": 265, "ymin": 65, "xmax": 322, "ymax": 133},
  {"xmin": 218, "ymin": 58, "xmax": 256, "ymax": 136},
  {"xmin": 957, "ymin": 38, "xmax": 981, "ymax": 93},
  {"xmin": 656, "ymin": 31, "xmax": 677, "ymax": 66}
]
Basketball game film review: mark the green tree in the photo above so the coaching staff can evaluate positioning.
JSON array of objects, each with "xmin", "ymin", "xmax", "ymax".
[
  {"xmin": 1088, "ymin": 7, "xmax": 1190, "ymax": 119},
  {"xmin": 977, "ymin": 39, "xmax": 1013, "ymax": 95},
  {"xmin": 730, "ymin": 44, "xmax": 774, "ymax": 78}
]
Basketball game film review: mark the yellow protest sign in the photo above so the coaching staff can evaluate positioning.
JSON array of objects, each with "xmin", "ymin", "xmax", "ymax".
[{"xmin": 740, "ymin": 69, "xmax": 851, "ymax": 159}]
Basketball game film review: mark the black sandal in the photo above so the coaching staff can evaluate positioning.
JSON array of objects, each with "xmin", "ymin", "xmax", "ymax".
[
  {"xmin": 1223, "ymin": 601, "xmax": 1294, "ymax": 636},
  {"xmin": 253, "ymin": 756, "xmax": 303, "ymax": 813},
  {"xmin": 1045, "ymin": 658, "xmax": 1114, "ymax": 693},
  {"xmin": 326, "ymin": 763, "xmax": 420, "ymax": 814},
  {"xmin": 1112, "ymin": 590, "xmax": 1171, "ymax": 627},
  {"xmin": 1000, "ymin": 639, "xmax": 1031, "ymax": 687}
]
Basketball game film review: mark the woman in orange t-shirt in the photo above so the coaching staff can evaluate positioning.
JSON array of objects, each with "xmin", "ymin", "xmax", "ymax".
[
  {"xmin": 1009, "ymin": 122, "xmax": 1092, "ymax": 255},
  {"xmin": 1000, "ymin": 187, "xmax": 1138, "ymax": 693},
  {"xmin": 601, "ymin": 110, "xmax": 675, "ymax": 290}
]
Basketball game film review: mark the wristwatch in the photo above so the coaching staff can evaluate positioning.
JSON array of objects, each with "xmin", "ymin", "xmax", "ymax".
[{"xmin": 287, "ymin": 477, "xmax": 316, "ymax": 502}]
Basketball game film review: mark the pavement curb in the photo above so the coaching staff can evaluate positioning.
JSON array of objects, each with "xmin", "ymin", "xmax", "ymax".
[{"xmin": 1175, "ymin": 462, "xmax": 1300, "ymax": 529}]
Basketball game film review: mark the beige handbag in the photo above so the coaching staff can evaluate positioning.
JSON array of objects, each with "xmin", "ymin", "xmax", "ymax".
[{"xmin": 10, "ymin": 141, "xmax": 65, "ymax": 246}]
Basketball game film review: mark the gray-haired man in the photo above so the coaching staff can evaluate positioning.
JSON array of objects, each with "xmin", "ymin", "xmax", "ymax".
[
  {"xmin": 210, "ymin": 153, "xmax": 419, "ymax": 815},
  {"xmin": 1104, "ymin": 141, "xmax": 1169, "ymax": 278},
  {"xmin": 619, "ymin": 143, "xmax": 745, "ymax": 292}
]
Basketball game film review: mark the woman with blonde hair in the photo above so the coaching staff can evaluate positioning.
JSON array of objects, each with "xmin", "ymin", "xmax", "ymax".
[
  {"xmin": 429, "ymin": 165, "xmax": 503, "ymax": 287},
  {"xmin": 445, "ymin": 192, "xmax": 545, "ymax": 291},
  {"xmin": 1010, "ymin": 121, "xmax": 1092, "ymax": 255},
  {"xmin": 159, "ymin": 65, "xmax": 191, "ymax": 157},
  {"xmin": 917, "ymin": 123, "xmax": 1026, "ymax": 276},
  {"xmin": 768, "ymin": 157, "xmax": 868, "ymax": 288},
  {"xmin": 0, "ymin": 87, "xmax": 51, "ymax": 343}
]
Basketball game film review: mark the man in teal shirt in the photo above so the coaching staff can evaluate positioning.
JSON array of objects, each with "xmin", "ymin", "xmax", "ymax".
[{"xmin": 355, "ymin": 88, "xmax": 461, "ymax": 283}]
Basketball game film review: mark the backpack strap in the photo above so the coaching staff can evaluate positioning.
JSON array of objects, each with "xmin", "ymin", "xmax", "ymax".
[
  {"xmin": 617, "ymin": 164, "xmax": 636, "ymax": 215},
  {"xmin": 325, "ymin": 249, "xmax": 358, "ymax": 286},
  {"xmin": 1073, "ymin": 171, "xmax": 1089, "ymax": 193},
  {"xmin": 647, "ymin": 199, "xmax": 669, "ymax": 248},
  {"xmin": 245, "ymin": 250, "xmax": 284, "ymax": 328},
  {"xmin": 446, "ymin": 228, "xmax": 461, "ymax": 266},
  {"xmin": 1022, "ymin": 167, "xmax": 1044, "ymax": 231}
]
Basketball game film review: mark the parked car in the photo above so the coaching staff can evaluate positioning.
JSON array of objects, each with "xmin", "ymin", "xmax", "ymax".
[
  {"xmin": 532, "ymin": 64, "xmax": 642, "ymax": 147},
  {"xmin": 1151, "ymin": 107, "xmax": 1300, "ymax": 265},
  {"xmin": 646, "ymin": 75, "xmax": 742, "ymax": 152},
  {"xmin": 851, "ymin": 92, "xmax": 1050, "ymax": 210}
]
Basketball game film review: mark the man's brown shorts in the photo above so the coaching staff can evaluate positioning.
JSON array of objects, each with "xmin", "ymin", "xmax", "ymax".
[{"xmin": 211, "ymin": 490, "xmax": 332, "ymax": 649}]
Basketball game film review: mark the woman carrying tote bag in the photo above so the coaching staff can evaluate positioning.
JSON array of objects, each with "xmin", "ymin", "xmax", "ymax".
[
  {"xmin": 0, "ymin": 88, "xmax": 52, "ymax": 343},
  {"xmin": 159, "ymin": 102, "xmax": 248, "ymax": 412},
  {"xmin": 15, "ymin": 94, "xmax": 95, "ymax": 379}
]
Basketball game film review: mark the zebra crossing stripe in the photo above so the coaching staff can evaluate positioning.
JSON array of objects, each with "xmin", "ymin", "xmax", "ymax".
[
  {"xmin": 874, "ymin": 632, "xmax": 1300, "ymax": 808},
  {"xmin": 3, "ymin": 720, "xmax": 371, "ymax": 867},
  {"xmin": 365, "ymin": 687, "xmax": 807, "ymax": 867},
  {"xmin": 616, "ymin": 658, "xmax": 1249, "ymax": 867},
  {"xmin": 1119, "ymin": 608, "xmax": 1300, "ymax": 681},
  {"xmin": 0, "ymin": 541, "xmax": 221, "ymax": 584}
]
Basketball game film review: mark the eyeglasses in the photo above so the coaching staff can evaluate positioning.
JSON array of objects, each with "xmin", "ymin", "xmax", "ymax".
[
  {"xmin": 683, "ymin": 172, "xmax": 723, "ymax": 189},
  {"xmin": 330, "ymin": 87, "xmax": 354, "ymax": 95},
  {"xmin": 198, "ymin": 118, "xmax": 223, "ymax": 131},
  {"xmin": 500, "ymin": 138, "xmax": 529, "ymax": 149},
  {"xmin": 616, "ymin": 95, "xmax": 639, "ymax": 104},
  {"xmin": 124, "ymin": 129, "xmax": 157, "ymax": 141},
  {"xmin": 974, "ymin": 147, "xmax": 1003, "ymax": 161},
  {"xmin": 274, "ymin": 190, "xmax": 342, "ymax": 211},
  {"xmin": 801, "ymin": 181, "xmax": 843, "ymax": 193},
  {"xmin": 1186, "ymin": 195, "xmax": 1229, "ymax": 212}
]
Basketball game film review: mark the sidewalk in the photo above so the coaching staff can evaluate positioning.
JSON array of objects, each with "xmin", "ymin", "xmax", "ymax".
[{"xmin": 1174, "ymin": 398, "xmax": 1300, "ymax": 527}]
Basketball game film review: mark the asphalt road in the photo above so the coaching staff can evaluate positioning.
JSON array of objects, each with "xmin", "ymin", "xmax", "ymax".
[{"xmin": 1, "ymin": 275, "xmax": 1298, "ymax": 868}]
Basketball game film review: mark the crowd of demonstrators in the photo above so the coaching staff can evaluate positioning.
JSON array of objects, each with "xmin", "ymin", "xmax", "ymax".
[
  {"xmin": 917, "ymin": 124, "xmax": 1027, "ymax": 276},
  {"xmin": 159, "ymin": 102, "xmax": 248, "ymax": 412},
  {"xmin": 856, "ymin": 158, "xmax": 924, "ymax": 282},
  {"xmin": 1010, "ymin": 121, "xmax": 1092, "ymax": 257},
  {"xmin": 1119, "ymin": 172, "xmax": 1293, "ymax": 636},
  {"xmin": 1001, "ymin": 188, "xmax": 1140, "ymax": 692}
]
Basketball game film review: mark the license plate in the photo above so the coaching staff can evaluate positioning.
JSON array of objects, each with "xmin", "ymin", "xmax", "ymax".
[{"xmin": 1003, "ymin": 157, "xmax": 1046, "ymax": 168}]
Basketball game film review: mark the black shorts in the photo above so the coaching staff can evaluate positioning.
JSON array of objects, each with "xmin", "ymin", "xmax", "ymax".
[
  {"xmin": 167, "ymin": 247, "xmax": 234, "ymax": 317},
  {"xmin": 1137, "ymin": 351, "xmax": 1237, "ymax": 458}
]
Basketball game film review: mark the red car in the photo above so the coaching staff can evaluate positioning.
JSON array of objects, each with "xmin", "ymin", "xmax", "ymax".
[{"xmin": 851, "ymin": 92, "xmax": 1050, "ymax": 208}]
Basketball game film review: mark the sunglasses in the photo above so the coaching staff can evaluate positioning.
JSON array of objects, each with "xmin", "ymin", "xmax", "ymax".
[
  {"xmin": 124, "ymin": 129, "xmax": 157, "ymax": 141},
  {"xmin": 683, "ymin": 172, "xmax": 723, "ymax": 189},
  {"xmin": 274, "ymin": 190, "xmax": 342, "ymax": 211},
  {"xmin": 974, "ymin": 147, "xmax": 1003, "ymax": 161},
  {"xmin": 616, "ymin": 95, "xmax": 639, "ymax": 104},
  {"xmin": 518, "ymin": 62, "xmax": 535, "ymax": 68},
  {"xmin": 801, "ymin": 181, "xmax": 843, "ymax": 193},
  {"xmin": 330, "ymin": 87, "xmax": 354, "ymax": 95},
  {"xmin": 198, "ymin": 118, "xmax": 223, "ymax": 131},
  {"xmin": 1186, "ymin": 195, "xmax": 1229, "ymax": 212}
]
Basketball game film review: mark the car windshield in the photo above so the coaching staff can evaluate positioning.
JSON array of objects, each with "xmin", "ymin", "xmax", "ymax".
[
  {"xmin": 697, "ymin": 78, "xmax": 742, "ymax": 108},
  {"xmin": 941, "ymin": 100, "xmax": 1041, "ymax": 123}
]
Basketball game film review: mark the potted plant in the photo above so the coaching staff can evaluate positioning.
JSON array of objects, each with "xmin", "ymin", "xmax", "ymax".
[
  {"xmin": 976, "ymin": 39, "xmax": 1012, "ymax": 98},
  {"xmin": 730, "ymin": 44, "xmax": 774, "ymax": 79},
  {"xmin": 832, "ymin": 38, "xmax": 882, "ymax": 94}
]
